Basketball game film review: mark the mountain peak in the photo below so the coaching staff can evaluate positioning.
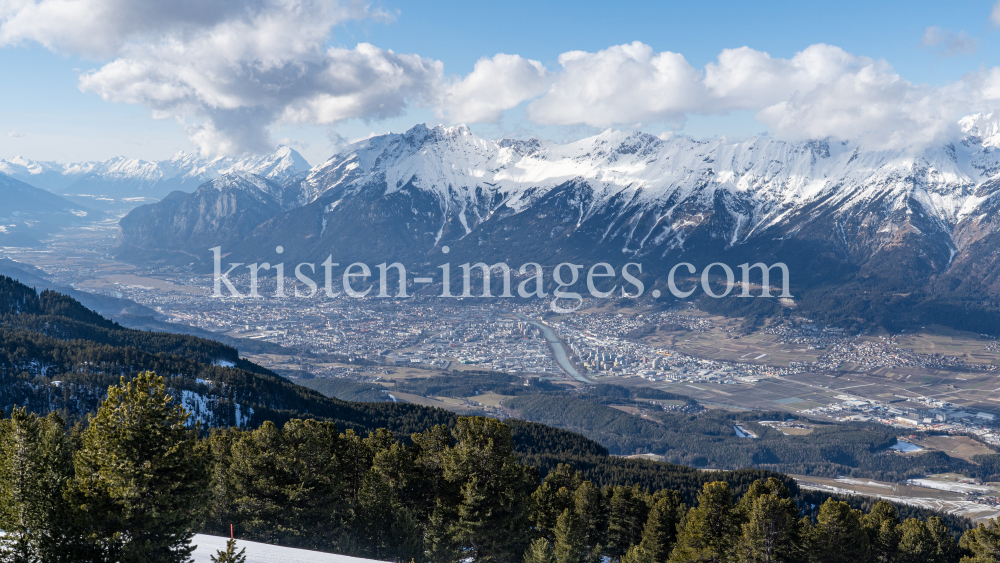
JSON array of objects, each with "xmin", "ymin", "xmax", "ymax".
[{"xmin": 960, "ymin": 112, "xmax": 1000, "ymax": 148}]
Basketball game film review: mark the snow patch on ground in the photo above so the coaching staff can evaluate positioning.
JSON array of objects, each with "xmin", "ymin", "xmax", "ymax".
[
  {"xmin": 834, "ymin": 478, "xmax": 894, "ymax": 490},
  {"xmin": 191, "ymin": 534, "xmax": 388, "ymax": 563},
  {"xmin": 890, "ymin": 441, "xmax": 923, "ymax": 453},
  {"xmin": 906, "ymin": 479, "xmax": 992, "ymax": 493}
]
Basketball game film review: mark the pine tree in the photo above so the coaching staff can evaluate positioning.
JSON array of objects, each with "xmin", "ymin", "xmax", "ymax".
[
  {"xmin": 737, "ymin": 493, "xmax": 799, "ymax": 563},
  {"xmin": 210, "ymin": 539, "xmax": 246, "ymax": 563},
  {"xmin": 524, "ymin": 538, "xmax": 557, "ymax": 563},
  {"xmin": 531, "ymin": 464, "xmax": 583, "ymax": 538},
  {"xmin": 639, "ymin": 491, "xmax": 685, "ymax": 563},
  {"xmin": 67, "ymin": 371, "xmax": 212, "ymax": 563},
  {"xmin": 554, "ymin": 508, "xmax": 587, "ymax": 563},
  {"xmin": 896, "ymin": 518, "xmax": 933, "ymax": 563},
  {"xmin": 806, "ymin": 499, "xmax": 869, "ymax": 563},
  {"xmin": 442, "ymin": 417, "xmax": 535, "ymax": 563},
  {"xmin": 0, "ymin": 408, "xmax": 76, "ymax": 563},
  {"xmin": 349, "ymin": 468, "xmax": 423, "ymax": 562},
  {"xmin": 573, "ymin": 480, "xmax": 605, "ymax": 552},
  {"xmin": 925, "ymin": 517, "xmax": 960, "ymax": 563},
  {"xmin": 861, "ymin": 501, "xmax": 900, "ymax": 563},
  {"xmin": 621, "ymin": 544, "xmax": 654, "ymax": 563},
  {"xmin": 606, "ymin": 485, "xmax": 650, "ymax": 560},
  {"xmin": 668, "ymin": 482, "xmax": 739, "ymax": 563},
  {"xmin": 959, "ymin": 518, "xmax": 1000, "ymax": 563}
]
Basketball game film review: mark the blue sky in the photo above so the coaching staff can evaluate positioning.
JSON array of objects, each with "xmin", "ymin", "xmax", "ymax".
[{"xmin": 1, "ymin": 0, "xmax": 999, "ymax": 163}]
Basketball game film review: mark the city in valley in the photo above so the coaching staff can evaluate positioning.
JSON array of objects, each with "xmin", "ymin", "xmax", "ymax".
[
  {"xmin": 9, "ymin": 221, "xmax": 1000, "ymax": 521},
  {"xmin": 7, "ymin": 222, "xmax": 1000, "ymax": 432}
]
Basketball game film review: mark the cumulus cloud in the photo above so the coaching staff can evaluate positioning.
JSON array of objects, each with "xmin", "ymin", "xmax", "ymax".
[
  {"xmin": 702, "ymin": 44, "xmax": 970, "ymax": 150},
  {"xmin": 7, "ymin": 131, "xmax": 25, "ymax": 138},
  {"xmin": 2, "ymin": 0, "xmax": 438, "ymax": 156},
  {"xmin": 438, "ymin": 54, "xmax": 551, "ymax": 123},
  {"xmin": 0, "ymin": 0, "xmax": 385, "ymax": 58},
  {"xmin": 3, "ymin": 0, "xmax": 999, "ymax": 155},
  {"xmin": 527, "ymin": 42, "xmax": 705, "ymax": 127},
  {"xmin": 515, "ymin": 42, "xmax": 997, "ymax": 151},
  {"xmin": 921, "ymin": 27, "xmax": 977, "ymax": 57}
]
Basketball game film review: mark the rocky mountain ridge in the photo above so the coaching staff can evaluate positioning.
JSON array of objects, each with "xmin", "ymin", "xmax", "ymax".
[
  {"xmin": 117, "ymin": 116, "xmax": 1000, "ymax": 332},
  {"xmin": 0, "ymin": 146, "xmax": 311, "ymax": 201}
]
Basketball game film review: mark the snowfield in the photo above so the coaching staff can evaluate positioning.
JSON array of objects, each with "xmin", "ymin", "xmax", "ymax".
[{"xmin": 192, "ymin": 534, "xmax": 389, "ymax": 563}]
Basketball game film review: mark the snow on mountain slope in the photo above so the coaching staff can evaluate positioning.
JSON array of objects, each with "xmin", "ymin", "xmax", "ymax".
[
  {"xmin": 296, "ymin": 121, "xmax": 1000, "ymax": 262},
  {"xmin": 192, "ymin": 535, "xmax": 388, "ymax": 563},
  {"xmin": 116, "ymin": 115, "xmax": 1000, "ymax": 314},
  {"xmin": 0, "ymin": 146, "xmax": 311, "ymax": 201}
]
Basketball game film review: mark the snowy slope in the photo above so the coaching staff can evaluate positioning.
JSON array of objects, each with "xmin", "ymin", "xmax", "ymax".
[
  {"xmin": 192, "ymin": 535, "xmax": 388, "ymax": 563},
  {"xmin": 116, "ymin": 114, "xmax": 1000, "ymax": 319},
  {"xmin": 291, "ymin": 119, "xmax": 1000, "ymax": 263},
  {"xmin": 0, "ymin": 147, "xmax": 311, "ymax": 200}
]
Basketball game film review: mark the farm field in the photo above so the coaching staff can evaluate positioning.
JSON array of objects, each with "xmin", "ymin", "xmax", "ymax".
[
  {"xmin": 792, "ymin": 474, "xmax": 1000, "ymax": 522},
  {"xmin": 906, "ymin": 435, "xmax": 996, "ymax": 463}
]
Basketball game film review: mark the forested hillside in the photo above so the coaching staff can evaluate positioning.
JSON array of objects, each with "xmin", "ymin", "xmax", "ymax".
[
  {"xmin": 0, "ymin": 274, "xmax": 456, "ymax": 434},
  {"xmin": 0, "ymin": 275, "xmax": 988, "ymax": 562},
  {"xmin": 0, "ymin": 374, "xmax": 980, "ymax": 563}
]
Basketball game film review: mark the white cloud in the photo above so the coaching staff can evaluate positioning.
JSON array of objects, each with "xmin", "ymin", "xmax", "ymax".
[
  {"xmin": 755, "ymin": 68, "xmax": 966, "ymax": 151},
  {"xmin": 526, "ymin": 42, "xmax": 705, "ymax": 127},
  {"xmin": 0, "ymin": 0, "xmax": 384, "ymax": 59},
  {"xmin": 7, "ymin": 131, "xmax": 25, "ymax": 138},
  {"xmin": 516, "ymin": 42, "xmax": 1000, "ymax": 151},
  {"xmin": 4, "ymin": 0, "xmax": 1000, "ymax": 156},
  {"xmin": 992, "ymin": 2, "xmax": 1000, "ymax": 27},
  {"xmin": 701, "ymin": 44, "xmax": 970, "ymax": 150},
  {"xmin": 438, "ymin": 53, "xmax": 551, "ymax": 123},
  {"xmin": 921, "ymin": 27, "xmax": 977, "ymax": 57},
  {"xmin": 2, "ymin": 0, "xmax": 437, "ymax": 156},
  {"xmin": 703, "ymin": 44, "xmax": 871, "ymax": 111}
]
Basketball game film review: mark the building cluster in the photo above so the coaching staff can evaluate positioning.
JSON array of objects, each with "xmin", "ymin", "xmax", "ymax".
[
  {"xmin": 391, "ymin": 319, "xmax": 561, "ymax": 374},
  {"xmin": 762, "ymin": 318, "xmax": 846, "ymax": 349},
  {"xmin": 810, "ymin": 336, "xmax": 998, "ymax": 373},
  {"xmin": 550, "ymin": 310, "xmax": 797, "ymax": 381},
  {"xmin": 801, "ymin": 395, "xmax": 1000, "ymax": 446}
]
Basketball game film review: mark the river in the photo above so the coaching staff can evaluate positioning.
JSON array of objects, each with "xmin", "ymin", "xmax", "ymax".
[{"xmin": 515, "ymin": 314, "xmax": 591, "ymax": 384}]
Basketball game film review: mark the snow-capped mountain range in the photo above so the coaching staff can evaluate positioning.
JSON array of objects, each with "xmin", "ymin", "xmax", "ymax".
[
  {"xmin": 111, "ymin": 113, "xmax": 1000, "ymax": 330},
  {"xmin": 0, "ymin": 146, "xmax": 311, "ymax": 200}
]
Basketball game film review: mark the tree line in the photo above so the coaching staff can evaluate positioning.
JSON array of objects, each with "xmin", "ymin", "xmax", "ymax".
[{"xmin": 2, "ymin": 370, "xmax": 997, "ymax": 563}]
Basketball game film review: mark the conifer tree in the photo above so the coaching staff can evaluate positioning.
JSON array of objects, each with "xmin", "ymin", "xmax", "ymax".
[
  {"xmin": 959, "ymin": 518, "xmax": 1000, "ymax": 563},
  {"xmin": 442, "ymin": 417, "xmax": 535, "ymax": 563},
  {"xmin": 606, "ymin": 485, "xmax": 650, "ymax": 560},
  {"xmin": 862, "ymin": 501, "xmax": 900, "ymax": 563},
  {"xmin": 554, "ymin": 508, "xmax": 588, "ymax": 563},
  {"xmin": 524, "ymin": 537, "xmax": 557, "ymax": 563},
  {"xmin": 210, "ymin": 539, "xmax": 246, "ymax": 563},
  {"xmin": 67, "ymin": 371, "xmax": 211, "ymax": 563},
  {"xmin": 621, "ymin": 544, "xmax": 653, "ymax": 563},
  {"xmin": 737, "ymin": 492, "xmax": 799, "ymax": 563},
  {"xmin": 639, "ymin": 491, "xmax": 685, "ymax": 563},
  {"xmin": 807, "ymin": 499, "xmax": 869, "ymax": 563},
  {"xmin": 573, "ymin": 480, "xmax": 605, "ymax": 552},
  {"xmin": 925, "ymin": 516, "xmax": 960, "ymax": 563},
  {"xmin": 0, "ymin": 409, "xmax": 75, "ymax": 563},
  {"xmin": 532, "ymin": 464, "xmax": 584, "ymax": 538},
  {"xmin": 349, "ymin": 468, "xmax": 423, "ymax": 562},
  {"xmin": 669, "ymin": 482, "xmax": 739, "ymax": 563},
  {"xmin": 896, "ymin": 518, "xmax": 934, "ymax": 563}
]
